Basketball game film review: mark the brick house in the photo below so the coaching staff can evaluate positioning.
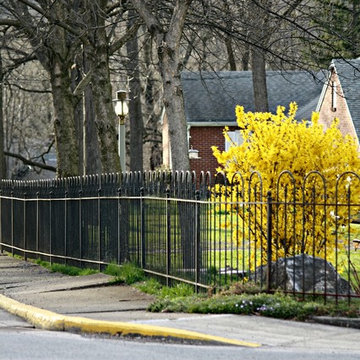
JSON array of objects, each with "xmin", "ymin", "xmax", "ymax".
[
  {"xmin": 316, "ymin": 58, "xmax": 360, "ymax": 144},
  {"xmin": 163, "ymin": 71, "xmax": 323, "ymax": 175}
]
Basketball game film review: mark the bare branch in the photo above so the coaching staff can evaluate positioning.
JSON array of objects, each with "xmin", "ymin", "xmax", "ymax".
[
  {"xmin": 6, "ymin": 82, "xmax": 51, "ymax": 94},
  {"xmin": 3, "ymin": 54, "xmax": 38, "ymax": 75},
  {"xmin": 16, "ymin": 0, "xmax": 47, "ymax": 18},
  {"xmin": 109, "ymin": 18, "xmax": 142, "ymax": 55},
  {"xmin": 130, "ymin": 0, "xmax": 163, "ymax": 35},
  {"xmin": 166, "ymin": 0, "xmax": 193, "ymax": 47},
  {"xmin": 72, "ymin": 69, "xmax": 93, "ymax": 96},
  {"xmin": 31, "ymin": 139, "xmax": 55, "ymax": 163},
  {"xmin": 0, "ymin": 18, "xmax": 21, "ymax": 27},
  {"xmin": 15, "ymin": 0, "xmax": 83, "ymax": 41},
  {"xmin": 4, "ymin": 151, "xmax": 56, "ymax": 172}
]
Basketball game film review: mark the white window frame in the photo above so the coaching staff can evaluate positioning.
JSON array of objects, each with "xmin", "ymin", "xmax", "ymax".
[{"xmin": 225, "ymin": 130, "xmax": 243, "ymax": 151}]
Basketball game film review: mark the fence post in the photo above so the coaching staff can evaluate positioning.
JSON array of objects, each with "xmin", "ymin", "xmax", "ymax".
[
  {"xmin": 79, "ymin": 188, "xmax": 82, "ymax": 265},
  {"xmin": 140, "ymin": 187, "xmax": 146, "ymax": 269},
  {"xmin": 0, "ymin": 189, "xmax": 2, "ymax": 254},
  {"xmin": 117, "ymin": 187, "xmax": 121, "ymax": 265},
  {"xmin": 49, "ymin": 188, "xmax": 53, "ymax": 265},
  {"xmin": 98, "ymin": 186, "xmax": 102, "ymax": 271},
  {"xmin": 64, "ymin": 189, "xmax": 68, "ymax": 265},
  {"xmin": 23, "ymin": 192, "xmax": 27, "ymax": 261},
  {"xmin": 11, "ymin": 189, "xmax": 14, "ymax": 256},
  {"xmin": 36, "ymin": 191, "xmax": 39, "ymax": 255},
  {"xmin": 266, "ymin": 191, "xmax": 273, "ymax": 293},
  {"xmin": 166, "ymin": 188, "xmax": 171, "ymax": 287},
  {"xmin": 194, "ymin": 190, "xmax": 201, "ymax": 293}
]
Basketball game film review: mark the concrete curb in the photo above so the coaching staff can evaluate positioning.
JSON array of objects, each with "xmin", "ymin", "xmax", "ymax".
[
  {"xmin": 0, "ymin": 294, "xmax": 260, "ymax": 347},
  {"xmin": 312, "ymin": 316, "xmax": 360, "ymax": 329}
]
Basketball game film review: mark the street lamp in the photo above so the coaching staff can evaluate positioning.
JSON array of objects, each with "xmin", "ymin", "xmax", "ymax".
[{"xmin": 113, "ymin": 90, "xmax": 129, "ymax": 172}]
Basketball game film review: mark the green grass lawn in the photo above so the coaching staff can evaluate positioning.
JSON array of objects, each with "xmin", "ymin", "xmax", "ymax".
[{"xmin": 133, "ymin": 204, "xmax": 360, "ymax": 286}]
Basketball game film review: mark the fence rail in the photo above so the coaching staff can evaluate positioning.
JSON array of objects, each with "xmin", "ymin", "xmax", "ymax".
[{"xmin": 0, "ymin": 170, "xmax": 359, "ymax": 302}]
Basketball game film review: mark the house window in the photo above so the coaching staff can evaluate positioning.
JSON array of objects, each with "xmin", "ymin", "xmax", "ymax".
[
  {"xmin": 331, "ymin": 81, "xmax": 337, "ymax": 112},
  {"xmin": 225, "ymin": 130, "xmax": 243, "ymax": 151}
]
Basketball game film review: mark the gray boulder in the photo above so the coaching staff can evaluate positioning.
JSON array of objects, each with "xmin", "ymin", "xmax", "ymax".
[{"xmin": 252, "ymin": 254, "xmax": 353, "ymax": 295}]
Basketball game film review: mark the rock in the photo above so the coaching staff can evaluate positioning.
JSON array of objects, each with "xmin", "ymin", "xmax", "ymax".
[{"xmin": 252, "ymin": 254, "xmax": 353, "ymax": 295}]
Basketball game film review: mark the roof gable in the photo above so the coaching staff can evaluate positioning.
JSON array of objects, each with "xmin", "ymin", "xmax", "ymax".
[
  {"xmin": 331, "ymin": 59, "xmax": 360, "ymax": 139},
  {"xmin": 181, "ymin": 71, "xmax": 324, "ymax": 125}
]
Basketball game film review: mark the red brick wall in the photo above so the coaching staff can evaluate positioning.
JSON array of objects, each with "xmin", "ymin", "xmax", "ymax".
[
  {"xmin": 318, "ymin": 71, "xmax": 358, "ymax": 142},
  {"xmin": 189, "ymin": 126, "xmax": 237, "ymax": 176}
]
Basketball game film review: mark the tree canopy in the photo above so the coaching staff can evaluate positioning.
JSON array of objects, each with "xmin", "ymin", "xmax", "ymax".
[{"xmin": 1, "ymin": 0, "xmax": 360, "ymax": 178}]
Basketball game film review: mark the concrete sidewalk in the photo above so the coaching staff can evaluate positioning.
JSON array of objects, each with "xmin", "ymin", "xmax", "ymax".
[
  {"xmin": 0, "ymin": 253, "xmax": 259, "ymax": 346},
  {"xmin": 0, "ymin": 253, "xmax": 359, "ymax": 352}
]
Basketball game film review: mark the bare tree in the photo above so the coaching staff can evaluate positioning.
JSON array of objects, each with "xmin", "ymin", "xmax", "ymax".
[
  {"xmin": 127, "ymin": 9, "xmax": 144, "ymax": 172},
  {"xmin": 2, "ymin": 0, "xmax": 358, "ymax": 179},
  {"xmin": 1, "ymin": 24, "xmax": 56, "ymax": 178},
  {"xmin": 0, "ymin": 0, "xmax": 81, "ymax": 176},
  {"xmin": 1, "ymin": 0, "xmax": 141, "ymax": 175},
  {"xmin": 131, "ymin": 0, "xmax": 192, "ymax": 171},
  {"xmin": 75, "ymin": 0, "xmax": 121, "ymax": 173}
]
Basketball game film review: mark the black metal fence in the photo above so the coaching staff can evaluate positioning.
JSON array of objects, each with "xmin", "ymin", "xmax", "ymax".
[{"xmin": 0, "ymin": 170, "xmax": 359, "ymax": 302}]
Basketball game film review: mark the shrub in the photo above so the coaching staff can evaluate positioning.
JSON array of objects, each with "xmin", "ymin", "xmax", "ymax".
[
  {"xmin": 105, "ymin": 262, "xmax": 145, "ymax": 285},
  {"xmin": 136, "ymin": 278, "xmax": 194, "ymax": 299},
  {"xmin": 148, "ymin": 291, "xmax": 360, "ymax": 320},
  {"xmin": 212, "ymin": 103, "xmax": 360, "ymax": 265}
]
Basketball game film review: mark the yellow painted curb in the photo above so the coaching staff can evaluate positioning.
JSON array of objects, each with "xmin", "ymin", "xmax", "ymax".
[
  {"xmin": 0, "ymin": 294, "xmax": 260, "ymax": 347},
  {"xmin": 0, "ymin": 294, "xmax": 65, "ymax": 330}
]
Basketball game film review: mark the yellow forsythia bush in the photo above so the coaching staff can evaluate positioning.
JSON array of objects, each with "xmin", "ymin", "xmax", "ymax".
[{"xmin": 212, "ymin": 102, "xmax": 360, "ymax": 265}]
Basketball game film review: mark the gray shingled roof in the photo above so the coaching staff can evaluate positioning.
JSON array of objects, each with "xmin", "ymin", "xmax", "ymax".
[
  {"xmin": 181, "ymin": 71, "xmax": 324, "ymax": 125},
  {"xmin": 332, "ymin": 58, "xmax": 360, "ymax": 139}
]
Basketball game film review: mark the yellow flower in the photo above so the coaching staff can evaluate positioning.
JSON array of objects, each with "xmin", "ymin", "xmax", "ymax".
[{"xmin": 212, "ymin": 102, "xmax": 360, "ymax": 262}]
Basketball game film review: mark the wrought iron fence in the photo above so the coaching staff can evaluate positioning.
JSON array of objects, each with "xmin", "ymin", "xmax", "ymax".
[{"xmin": 0, "ymin": 170, "xmax": 359, "ymax": 302}]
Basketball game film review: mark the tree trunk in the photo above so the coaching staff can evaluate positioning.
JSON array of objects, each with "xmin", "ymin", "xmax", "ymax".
[
  {"xmin": 84, "ymin": 85, "xmax": 102, "ymax": 175},
  {"xmin": 250, "ymin": 0, "xmax": 270, "ymax": 112},
  {"xmin": 143, "ymin": 32, "xmax": 162, "ymax": 170},
  {"xmin": 91, "ymin": 51, "xmax": 120, "ymax": 174},
  {"xmin": 0, "ymin": 52, "xmax": 6, "ymax": 179},
  {"xmin": 251, "ymin": 47, "xmax": 269, "ymax": 112},
  {"xmin": 71, "ymin": 61, "xmax": 84, "ymax": 175},
  {"xmin": 50, "ymin": 58, "xmax": 80, "ymax": 177},
  {"xmin": 242, "ymin": 43, "xmax": 250, "ymax": 71},
  {"xmin": 224, "ymin": 2, "xmax": 236, "ymax": 71},
  {"xmin": 18, "ymin": 1, "xmax": 81, "ymax": 177},
  {"xmin": 159, "ymin": 48, "xmax": 190, "ymax": 171},
  {"xmin": 85, "ymin": 0, "xmax": 120, "ymax": 173},
  {"xmin": 127, "ymin": 10, "xmax": 144, "ymax": 172},
  {"xmin": 131, "ymin": 0, "xmax": 191, "ymax": 171},
  {"xmin": 225, "ymin": 37, "xmax": 237, "ymax": 71},
  {"xmin": 82, "ymin": 48, "xmax": 101, "ymax": 175}
]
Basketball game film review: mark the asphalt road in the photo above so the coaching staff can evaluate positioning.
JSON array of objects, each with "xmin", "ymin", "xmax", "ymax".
[
  {"xmin": 0, "ymin": 254, "xmax": 359, "ymax": 359},
  {"xmin": 1, "ymin": 309, "xmax": 360, "ymax": 360}
]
